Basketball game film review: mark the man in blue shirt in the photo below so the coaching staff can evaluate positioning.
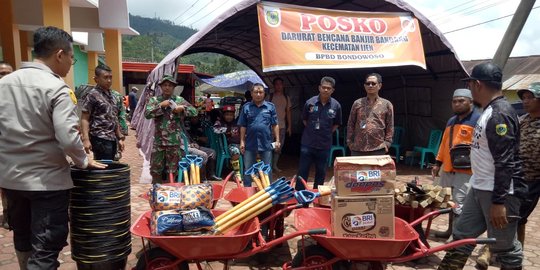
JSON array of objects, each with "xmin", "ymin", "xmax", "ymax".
[
  {"xmin": 238, "ymin": 83, "xmax": 280, "ymax": 187},
  {"xmin": 297, "ymin": 76, "xmax": 342, "ymax": 190}
]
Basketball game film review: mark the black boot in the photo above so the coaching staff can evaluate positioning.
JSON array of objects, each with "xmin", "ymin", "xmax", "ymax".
[
  {"xmin": 207, "ymin": 160, "xmax": 222, "ymax": 181},
  {"xmin": 501, "ymin": 266, "xmax": 522, "ymax": 270}
]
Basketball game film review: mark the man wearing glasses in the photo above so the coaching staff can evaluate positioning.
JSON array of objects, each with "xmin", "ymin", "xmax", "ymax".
[
  {"xmin": 347, "ymin": 73, "xmax": 394, "ymax": 156},
  {"xmin": 0, "ymin": 26, "xmax": 106, "ymax": 269}
]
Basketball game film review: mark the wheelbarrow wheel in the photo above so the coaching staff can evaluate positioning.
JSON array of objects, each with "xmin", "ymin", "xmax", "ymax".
[
  {"xmin": 135, "ymin": 247, "xmax": 188, "ymax": 270},
  {"xmin": 291, "ymin": 244, "xmax": 343, "ymax": 270}
]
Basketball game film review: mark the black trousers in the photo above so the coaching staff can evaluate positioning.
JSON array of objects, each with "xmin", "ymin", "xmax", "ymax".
[
  {"xmin": 519, "ymin": 179, "xmax": 540, "ymax": 225},
  {"xmin": 4, "ymin": 189, "xmax": 70, "ymax": 270},
  {"xmin": 90, "ymin": 135, "xmax": 117, "ymax": 161}
]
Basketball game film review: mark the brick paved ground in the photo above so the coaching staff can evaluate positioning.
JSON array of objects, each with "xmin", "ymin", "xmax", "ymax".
[{"xmin": 1, "ymin": 132, "xmax": 539, "ymax": 269}]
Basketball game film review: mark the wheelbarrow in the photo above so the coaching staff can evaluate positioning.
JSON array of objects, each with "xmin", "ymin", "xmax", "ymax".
[
  {"xmin": 131, "ymin": 204, "xmax": 325, "ymax": 270},
  {"xmin": 284, "ymin": 207, "xmax": 496, "ymax": 270}
]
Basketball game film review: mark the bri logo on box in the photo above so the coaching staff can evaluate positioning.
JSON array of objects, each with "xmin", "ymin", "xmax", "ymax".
[{"xmin": 356, "ymin": 170, "xmax": 381, "ymax": 181}]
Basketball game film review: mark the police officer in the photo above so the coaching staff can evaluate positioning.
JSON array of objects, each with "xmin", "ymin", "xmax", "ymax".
[{"xmin": 0, "ymin": 26, "xmax": 105, "ymax": 270}]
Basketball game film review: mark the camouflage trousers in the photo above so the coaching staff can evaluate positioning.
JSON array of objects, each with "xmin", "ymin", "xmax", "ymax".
[{"xmin": 150, "ymin": 145, "xmax": 183, "ymax": 183}]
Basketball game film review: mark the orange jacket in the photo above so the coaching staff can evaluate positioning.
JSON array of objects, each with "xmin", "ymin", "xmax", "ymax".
[{"xmin": 435, "ymin": 110, "xmax": 480, "ymax": 174}]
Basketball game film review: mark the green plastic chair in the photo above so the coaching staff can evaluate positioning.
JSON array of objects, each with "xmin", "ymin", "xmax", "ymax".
[
  {"xmin": 215, "ymin": 133, "xmax": 244, "ymax": 177},
  {"xmin": 410, "ymin": 129, "xmax": 443, "ymax": 169},
  {"xmin": 390, "ymin": 126, "xmax": 404, "ymax": 162},
  {"xmin": 205, "ymin": 126, "xmax": 219, "ymax": 153},
  {"xmin": 215, "ymin": 133, "xmax": 231, "ymax": 177},
  {"xmin": 328, "ymin": 129, "xmax": 346, "ymax": 167}
]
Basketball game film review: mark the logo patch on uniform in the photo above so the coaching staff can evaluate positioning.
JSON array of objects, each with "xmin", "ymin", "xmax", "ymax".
[
  {"xmin": 68, "ymin": 88, "xmax": 77, "ymax": 105},
  {"xmin": 495, "ymin": 124, "xmax": 507, "ymax": 136}
]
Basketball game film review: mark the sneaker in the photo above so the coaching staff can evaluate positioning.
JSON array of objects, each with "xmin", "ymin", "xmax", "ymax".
[{"xmin": 476, "ymin": 245, "xmax": 491, "ymax": 270}]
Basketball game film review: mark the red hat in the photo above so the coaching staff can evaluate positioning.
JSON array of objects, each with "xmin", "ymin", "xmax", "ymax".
[{"xmin": 222, "ymin": 105, "xmax": 235, "ymax": 112}]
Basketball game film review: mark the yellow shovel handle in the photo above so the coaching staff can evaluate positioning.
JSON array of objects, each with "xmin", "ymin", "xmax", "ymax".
[
  {"xmin": 215, "ymin": 189, "xmax": 266, "ymax": 222},
  {"xmin": 215, "ymin": 192, "xmax": 271, "ymax": 226}
]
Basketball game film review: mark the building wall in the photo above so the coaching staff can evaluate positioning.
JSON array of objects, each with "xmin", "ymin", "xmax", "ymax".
[{"xmin": 73, "ymin": 45, "xmax": 88, "ymax": 87}]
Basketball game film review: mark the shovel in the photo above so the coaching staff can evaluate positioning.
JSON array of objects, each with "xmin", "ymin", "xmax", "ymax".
[{"xmin": 294, "ymin": 189, "xmax": 332, "ymax": 205}]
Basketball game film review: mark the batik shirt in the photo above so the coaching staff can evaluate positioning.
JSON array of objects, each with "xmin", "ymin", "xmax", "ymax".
[
  {"xmin": 145, "ymin": 95, "xmax": 197, "ymax": 146},
  {"xmin": 347, "ymin": 97, "xmax": 394, "ymax": 152},
  {"xmin": 519, "ymin": 113, "xmax": 540, "ymax": 181},
  {"xmin": 81, "ymin": 87, "xmax": 119, "ymax": 141}
]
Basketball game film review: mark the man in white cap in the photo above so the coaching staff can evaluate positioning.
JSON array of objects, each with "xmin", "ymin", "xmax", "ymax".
[
  {"xmin": 438, "ymin": 62, "xmax": 525, "ymax": 270},
  {"xmin": 432, "ymin": 88, "xmax": 480, "ymax": 238}
]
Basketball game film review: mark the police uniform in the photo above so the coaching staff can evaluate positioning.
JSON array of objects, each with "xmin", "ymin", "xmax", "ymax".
[{"xmin": 0, "ymin": 62, "xmax": 88, "ymax": 269}]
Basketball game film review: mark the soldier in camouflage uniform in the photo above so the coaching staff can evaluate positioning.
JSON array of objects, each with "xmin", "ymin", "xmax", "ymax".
[
  {"xmin": 145, "ymin": 75, "xmax": 197, "ymax": 183},
  {"xmin": 516, "ymin": 82, "xmax": 540, "ymax": 247},
  {"xmin": 111, "ymin": 90, "xmax": 128, "ymax": 136},
  {"xmin": 111, "ymin": 90, "xmax": 128, "ymax": 160}
]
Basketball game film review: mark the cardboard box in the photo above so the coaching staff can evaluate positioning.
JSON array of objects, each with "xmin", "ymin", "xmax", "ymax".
[
  {"xmin": 334, "ymin": 156, "xmax": 396, "ymax": 196},
  {"xmin": 331, "ymin": 195, "xmax": 395, "ymax": 239}
]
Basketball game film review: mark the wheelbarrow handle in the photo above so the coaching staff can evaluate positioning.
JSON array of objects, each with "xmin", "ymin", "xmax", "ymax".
[
  {"xmin": 295, "ymin": 176, "xmax": 309, "ymax": 188},
  {"xmin": 308, "ymin": 228, "xmax": 327, "ymax": 235},
  {"xmin": 476, "ymin": 238, "xmax": 497, "ymax": 245},
  {"xmin": 409, "ymin": 208, "xmax": 453, "ymax": 227},
  {"xmin": 438, "ymin": 208, "xmax": 452, "ymax": 215}
]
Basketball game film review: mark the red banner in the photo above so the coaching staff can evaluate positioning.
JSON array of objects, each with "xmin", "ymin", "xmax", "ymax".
[{"xmin": 257, "ymin": 2, "xmax": 426, "ymax": 72}]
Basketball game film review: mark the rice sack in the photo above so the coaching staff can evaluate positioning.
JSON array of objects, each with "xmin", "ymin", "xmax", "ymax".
[
  {"xmin": 151, "ymin": 207, "xmax": 215, "ymax": 235},
  {"xmin": 150, "ymin": 183, "xmax": 213, "ymax": 210},
  {"xmin": 151, "ymin": 210, "xmax": 183, "ymax": 235}
]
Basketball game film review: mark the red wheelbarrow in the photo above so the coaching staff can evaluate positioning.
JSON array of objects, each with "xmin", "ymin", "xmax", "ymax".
[
  {"xmin": 285, "ymin": 207, "xmax": 495, "ymax": 269},
  {"xmin": 131, "ymin": 204, "xmax": 323, "ymax": 270},
  {"xmin": 138, "ymin": 171, "xmax": 234, "ymax": 209}
]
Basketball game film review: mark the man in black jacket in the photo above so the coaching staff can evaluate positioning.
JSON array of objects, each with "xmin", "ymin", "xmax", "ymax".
[{"xmin": 438, "ymin": 62, "xmax": 526, "ymax": 270}]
